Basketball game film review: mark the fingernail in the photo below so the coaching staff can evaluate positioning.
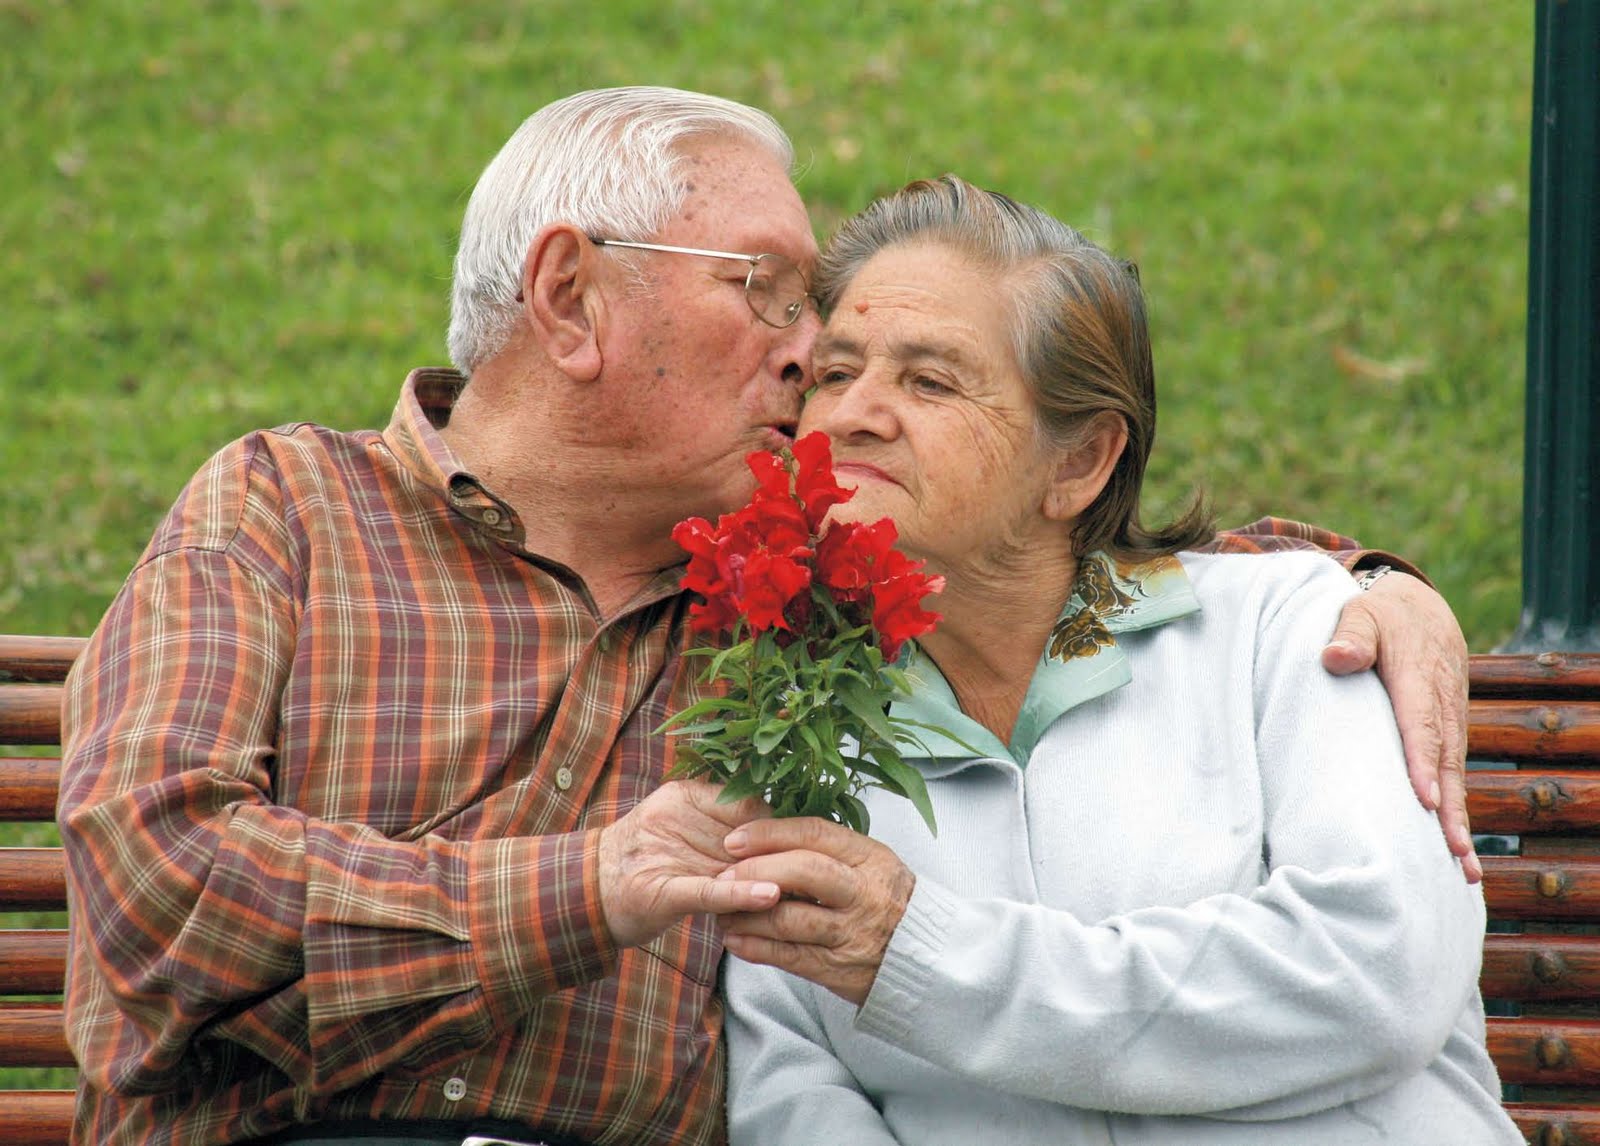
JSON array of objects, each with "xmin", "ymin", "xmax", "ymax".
[
  {"xmin": 716, "ymin": 868, "xmax": 734, "ymax": 881},
  {"xmin": 753, "ymin": 881, "xmax": 779, "ymax": 899},
  {"xmin": 1428, "ymin": 781, "xmax": 1441, "ymax": 809},
  {"xmin": 725, "ymin": 829, "xmax": 748, "ymax": 852}
]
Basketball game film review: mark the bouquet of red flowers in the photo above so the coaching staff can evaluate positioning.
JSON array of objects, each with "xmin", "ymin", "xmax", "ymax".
[{"xmin": 662, "ymin": 431, "xmax": 946, "ymax": 835}]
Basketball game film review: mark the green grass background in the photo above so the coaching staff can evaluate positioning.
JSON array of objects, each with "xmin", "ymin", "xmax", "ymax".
[
  {"xmin": 0, "ymin": 0, "xmax": 1539, "ymax": 1092},
  {"xmin": 0, "ymin": 0, "xmax": 1530, "ymax": 652}
]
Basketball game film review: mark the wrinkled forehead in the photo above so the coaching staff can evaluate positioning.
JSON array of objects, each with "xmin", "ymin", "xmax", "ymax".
[
  {"xmin": 828, "ymin": 240, "xmax": 1014, "ymax": 319},
  {"xmin": 666, "ymin": 134, "xmax": 816, "ymax": 263},
  {"xmin": 825, "ymin": 246, "xmax": 1016, "ymax": 345}
]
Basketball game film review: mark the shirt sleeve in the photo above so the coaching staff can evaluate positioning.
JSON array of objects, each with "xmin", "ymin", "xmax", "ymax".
[
  {"xmin": 58, "ymin": 438, "xmax": 616, "ymax": 1098},
  {"xmin": 844, "ymin": 559, "xmax": 1483, "ymax": 1119},
  {"xmin": 1207, "ymin": 515, "xmax": 1429, "ymax": 582}
]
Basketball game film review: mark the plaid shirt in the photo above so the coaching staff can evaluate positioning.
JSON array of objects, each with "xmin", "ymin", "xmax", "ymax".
[{"xmin": 59, "ymin": 368, "xmax": 1400, "ymax": 1146}]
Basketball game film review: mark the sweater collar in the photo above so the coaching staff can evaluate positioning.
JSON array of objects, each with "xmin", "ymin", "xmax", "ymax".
[{"xmin": 889, "ymin": 552, "xmax": 1200, "ymax": 766}]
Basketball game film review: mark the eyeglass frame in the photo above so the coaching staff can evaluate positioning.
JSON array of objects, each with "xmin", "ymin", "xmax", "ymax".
[{"xmin": 586, "ymin": 236, "xmax": 815, "ymax": 329}]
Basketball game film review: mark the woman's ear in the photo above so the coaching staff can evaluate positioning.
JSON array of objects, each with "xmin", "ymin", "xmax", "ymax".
[
  {"xmin": 522, "ymin": 224, "xmax": 604, "ymax": 382},
  {"xmin": 1042, "ymin": 413, "xmax": 1129, "ymax": 522}
]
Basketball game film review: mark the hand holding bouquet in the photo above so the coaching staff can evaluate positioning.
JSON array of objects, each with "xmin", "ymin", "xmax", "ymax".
[{"xmin": 662, "ymin": 432, "xmax": 947, "ymax": 835}]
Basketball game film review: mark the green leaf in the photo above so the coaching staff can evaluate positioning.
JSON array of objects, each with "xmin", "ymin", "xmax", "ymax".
[
  {"xmin": 718, "ymin": 770, "xmax": 765, "ymax": 804},
  {"xmin": 753, "ymin": 719, "xmax": 790, "ymax": 755},
  {"xmin": 795, "ymin": 721, "xmax": 830, "ymax": 763},
  {"xmin": 836, "ymin": 679, "xmax": 895, "ymax": 742},
  {"xmin": 891, "ymin": 717, "xmax": 988, "ymax": 759},
  {"xmin": 837, "ymin": 791, "xmax": 871, "ymax": 834},
  {"xmin": 848, "ymin": 759, "xmax": 890, "ymax": 786},
  {"xmin": 768, "ymin": 752, "xmax": 801, "ymax": 783},
  {"xmin": 703, "ymin": 638, "xmax": 755, "ymax": 684},
  {"xmin": 865, "ymin": 752, "xmax": 938, "ymax": 836},
  {"xmin": 665, "ymin": 758, "xmax": 706, "ymax": 781},
  {"xmin": 660, "ymin": 720, "xmax": 728, "ymax": 738},
  {"xmin": 881, "ymin": 666, "xmax": 914, "ymax": 696},
  {"xmin": 654, "ymin": 695, "xmax": 736, "ymax": 733}
]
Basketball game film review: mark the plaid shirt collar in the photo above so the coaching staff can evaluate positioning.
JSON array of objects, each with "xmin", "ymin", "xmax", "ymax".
[
  {"xmin": 383, "ymin": 367, "xmax": 531, "ymax": 546},
  {"xmin": 384, "ymin": 367, "xmax": 687, "ymax": 608}
]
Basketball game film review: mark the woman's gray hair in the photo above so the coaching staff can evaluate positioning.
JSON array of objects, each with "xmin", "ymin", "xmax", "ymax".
[
  {"xmin": 814, "ymin": 175, "xmax": 1213, "ymax": 559},
  {"xmin": 447, "ymin": 87, "xmax": 794, "ymax": 375}
]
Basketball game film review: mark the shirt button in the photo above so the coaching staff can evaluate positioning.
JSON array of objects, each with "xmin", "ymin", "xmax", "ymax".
[
  {"xmin": 480, "ymin": 507, "xmax": 503, "ymax": 527},
  {"xmin": 442, "ymin": 1077, "xmax": 467, "ymax": 1102},
  {"xmin": 555, "ymin": 766, "xmax": 574, "ymax": 791}
]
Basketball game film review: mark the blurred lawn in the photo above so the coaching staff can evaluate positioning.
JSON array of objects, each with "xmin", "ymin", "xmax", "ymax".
[{"xmin": 0, "ymin": 0, "xmax": 1530, "ymax": 649}]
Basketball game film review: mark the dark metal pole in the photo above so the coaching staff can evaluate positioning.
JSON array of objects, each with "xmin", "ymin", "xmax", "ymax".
[{"xmin": 1503, "ymin": 0, "xmax": 1600, "ymax": 653}]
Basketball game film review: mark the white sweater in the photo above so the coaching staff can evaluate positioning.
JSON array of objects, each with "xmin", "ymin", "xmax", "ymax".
[{"xmin": 725, "ymin": 551, "xmax": 1519, "ymax": 1144}]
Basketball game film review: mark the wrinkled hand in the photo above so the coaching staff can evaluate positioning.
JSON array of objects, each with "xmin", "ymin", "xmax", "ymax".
[
  {"xmin": 717, "ymin": 817, "xmax": 916, "ymax": 1006},
  {"xmin": 1323, "ymin": 570, "xmax": 1480, "ymax": 882},
  {"xmin": 597, "ymin": 780, "xmax": 779, "ymax": 950}
]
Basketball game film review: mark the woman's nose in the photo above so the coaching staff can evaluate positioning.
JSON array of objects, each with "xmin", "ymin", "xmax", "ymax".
[{"xmin": 814, "ymin": 369, "xmax": 899, "ymax": 441}]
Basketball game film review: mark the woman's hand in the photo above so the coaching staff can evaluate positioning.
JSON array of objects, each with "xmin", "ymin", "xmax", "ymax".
[
  {"xmin": 1322, "ymin": 570, "xmax": 1480, "ymax": 882},
  {"xmin": 718, "ymin": 817, "xmax": 916, "ymax": 1005}
]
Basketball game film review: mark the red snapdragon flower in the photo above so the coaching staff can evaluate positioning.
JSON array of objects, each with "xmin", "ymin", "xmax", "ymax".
[
  {"xmin": 870, "ymin": 548, "xmax": 947, "ymax": 662},
  {"xmin": 790, "ymin": 431, "xmax": 854, "ymax": 531},
  {"xmin": 815, "ymin": 518, "xmax": 898, "ymax": 602},
  {"xmin": 673, "ymin": 432, "xmax": 943, "ymax": 657},
  {"xmin": 673, "ymin": 496, "xmax": 814, "ymax": 635}
]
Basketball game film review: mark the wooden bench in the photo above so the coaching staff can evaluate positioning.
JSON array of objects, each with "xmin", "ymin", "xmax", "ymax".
[{"xmin": 4, "ymin": 634, "xmax": 1600, "ymax": 1145}]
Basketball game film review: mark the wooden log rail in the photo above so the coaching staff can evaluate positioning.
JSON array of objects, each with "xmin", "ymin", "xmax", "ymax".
[{"xmin": 4, "ymin": 638, "xmax": 1600, "ymax": 1144}]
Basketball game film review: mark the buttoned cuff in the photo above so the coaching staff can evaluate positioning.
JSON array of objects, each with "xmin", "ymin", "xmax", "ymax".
[{"xmin": 468, "ymin": 828, "xmax": 618, "ymax": 1026}]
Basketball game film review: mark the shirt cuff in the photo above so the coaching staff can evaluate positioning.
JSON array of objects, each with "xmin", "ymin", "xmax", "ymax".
[
  {"xmin": 467, "ymin": 828, "xmax": 618, "ymax": 1026},
  {"xmin": 1335, "ymin": 549, "xmax": 1431, "ymax": 585}
]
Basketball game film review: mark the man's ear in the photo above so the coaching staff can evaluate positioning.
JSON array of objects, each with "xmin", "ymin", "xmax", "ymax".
[
  {"xmin": 1042, "ymin": 413, "xmax": 1129, "ymax": 522},
  {"xmin": 522, "ymin": 224, "xmax": 604, "ymax": 382}
]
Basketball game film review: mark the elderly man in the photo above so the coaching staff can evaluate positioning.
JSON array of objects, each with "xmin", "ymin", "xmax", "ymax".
[{"xmin": 59, "ymin": 87, "xmax": 1473, "ymax": 1146}]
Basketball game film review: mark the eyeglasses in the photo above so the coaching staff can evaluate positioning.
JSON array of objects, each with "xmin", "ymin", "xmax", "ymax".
[{"xmin": 588, "ymin": 237, "xmax": 814, "ymax": 329}]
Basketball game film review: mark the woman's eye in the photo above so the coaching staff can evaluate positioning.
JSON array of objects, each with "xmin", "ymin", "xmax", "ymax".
[
  {"xmin": 817, "ymin": 368, "xmax": 855, "ymax": 387},
  {"xmin": 912, "ymin": 375, "xmax": 955, "ymax": 396}
]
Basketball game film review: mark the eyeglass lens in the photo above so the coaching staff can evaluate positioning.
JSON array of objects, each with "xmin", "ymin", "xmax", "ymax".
[{"xmin": 745, "ymin": 254, "xmax": 809, "ymax": 328}]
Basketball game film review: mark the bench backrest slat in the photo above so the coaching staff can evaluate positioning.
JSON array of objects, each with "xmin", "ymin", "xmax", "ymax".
[
  {"xmin": 1482, "ymin": 933, "xmax": 1600, "ymax": 1000},
  {"xmin": 0, "ymin": 638, "xmax": 84, "ymax": 685},
  {"xmin": 0, "ymin": 852, "xmax": 67, "ymax": 914},
  {"xmin": 0, "ymin": 689, "xmax": 70, "ymax": 749},
  {"xmin": 0, "ymin": 932, "xmax": 68, "ymax": 995},
  {"xmin": 0, "ymin": 759, "xmax": 62, "ymax": 821},
  {"xmin": 1470, "ymin": 700, "xmax": 1600, "ymax": 762},
  {"xmin": 1468, "ymin": 652, "xmax": 1600, "ymax": 698},
  {"xmin": 0, "ymin": 1007, "xmax": 72, "ymax": 1070},
  {"xmin": 0, "ymin": 1091, "xmax": 78, "ymax": 1146}
]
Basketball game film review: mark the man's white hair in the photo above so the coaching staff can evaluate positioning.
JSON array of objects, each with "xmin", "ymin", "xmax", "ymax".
[{"xmin": 447, "ymin": 86, "xmax": 795, "ymax": 375}]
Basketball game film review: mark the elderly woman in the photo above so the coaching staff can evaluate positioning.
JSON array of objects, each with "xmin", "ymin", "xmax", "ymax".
[{"xmin": 717, "ymin": 177, "xmax": 1519, "ymax": 1144}]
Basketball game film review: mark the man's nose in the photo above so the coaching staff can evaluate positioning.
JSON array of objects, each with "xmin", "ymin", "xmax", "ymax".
[{"xmin": 777, "ymin": 305, "xmax": 822, "ymax": 391}]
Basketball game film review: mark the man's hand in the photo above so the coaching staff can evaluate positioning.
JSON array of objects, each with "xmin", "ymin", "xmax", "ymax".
[
  {"xmin": 717, "ymin": 817, "xmax": 915, "ymax": 1006},
  {"xmin": 596, "ymin": 780, "xmax": 780, "ymax": 950},
  {"xmin": 1323, "ymin": 570, "xmax": 1481, "ymax": 882}
]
